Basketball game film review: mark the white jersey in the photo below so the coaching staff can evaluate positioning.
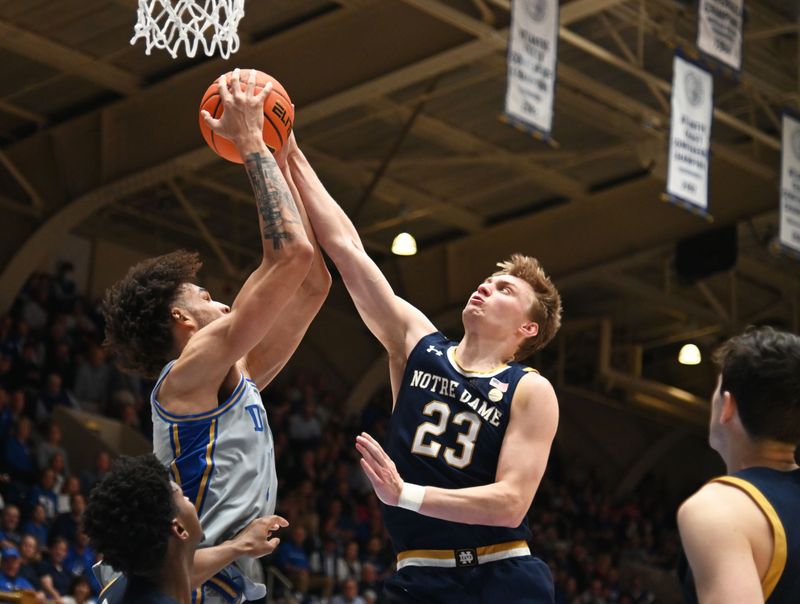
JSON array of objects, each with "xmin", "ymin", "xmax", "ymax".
[{"xmin": 151, "ymin": 361, "xmax": 277, "ymax": 549}]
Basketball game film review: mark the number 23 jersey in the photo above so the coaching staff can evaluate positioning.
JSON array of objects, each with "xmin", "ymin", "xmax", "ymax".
[{"xmin": 383, "ymin": 332, "xmax": 538, "ymax": 552}]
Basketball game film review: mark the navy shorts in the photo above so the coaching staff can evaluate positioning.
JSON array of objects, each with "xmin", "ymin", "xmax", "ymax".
[{"xmin": 384, "ymin": 555, "xmax": 554, "ymax": 604}]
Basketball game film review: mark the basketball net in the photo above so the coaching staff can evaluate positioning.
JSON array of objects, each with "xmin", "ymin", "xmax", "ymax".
[{"xmin": 131, "ymin": 0, "xmax": 245, "ymax": 59}]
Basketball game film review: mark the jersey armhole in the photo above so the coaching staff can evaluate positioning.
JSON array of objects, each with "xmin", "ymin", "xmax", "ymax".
[{"xmin": 710, "ymin": 476, "xmax": 787, "ymax": 599}]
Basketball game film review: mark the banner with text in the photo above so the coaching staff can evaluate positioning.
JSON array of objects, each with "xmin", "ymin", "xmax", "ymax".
[
  {"xmin": 505, "ymin": 0, "xmax": 559, "ymax": 138},
  {"xmin": 697, "ymin": 0, "xmax": 743, "ymax": 72},
  {"xmin": 780, "ymin": 113, "xmax": 800, "ymax": 257},
  {"xmin": 667, "ymin": 54, "xmax": 713, "ymax": 215}
]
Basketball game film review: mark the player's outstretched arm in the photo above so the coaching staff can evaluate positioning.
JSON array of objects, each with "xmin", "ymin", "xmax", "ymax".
[
  {"xmin": 357, "ymin": 373, "xmax": 559, "ymax": 527},
  {"xmin": 677, "ymin": 485, "xmax": 765, "ymax": 604},
  {"xmin": 242, "ymin": 136, "xmax": 332, "ymax": 390},
  {"xmin": 287, "ymin": 141, "xmax": 434, "ymax": 360},
  {"xmin": 191, "ymin": 515, "xmax": 289, "ymax": 588},
  {"xmin": 172, "ymin": 69, "xmax": 314, "ymax": 392}
]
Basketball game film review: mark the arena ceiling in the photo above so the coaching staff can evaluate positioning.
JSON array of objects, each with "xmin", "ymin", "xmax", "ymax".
[{"xmin": 0, "ymin": 0, "xmax": 798, "ymax": 423}]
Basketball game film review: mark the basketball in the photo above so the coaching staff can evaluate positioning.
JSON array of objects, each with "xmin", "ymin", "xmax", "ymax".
[{"xmin": 199, "ymin": 70, "xmax": 294, "ymax": 163}]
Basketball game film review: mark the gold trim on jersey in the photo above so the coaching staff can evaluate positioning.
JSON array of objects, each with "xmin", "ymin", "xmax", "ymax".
[
  {"xmin": 711, "ymin": 476, "xmax": 787, "ymax": 600},
  {"xmin": 447, "ymin": 347, "xmax": 510, "ymax": 377},
  {"xmin": 194, "ymin": 419, "xmax": 218, "ymax": 512},
  {"xmin": 396, "ymin": 539, "xmax": 530, "ymax": 569},
  {"xmin": 171, "ymin": 424, "xmax": 183, "ymax": 485},
  {"xmin": 98, "ymin": 575, "xmax": 120, "ymax": 599},
  {"xmin": 209, "ymin": 576, "xmax": 238, "ymax": 598}
]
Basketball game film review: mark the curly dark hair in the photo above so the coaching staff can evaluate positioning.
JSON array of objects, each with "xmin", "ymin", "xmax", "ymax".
[
  {"xmin": 103, "ymin": 250, "xmax": 201, "ymax": 378},
  {"xmin": 713, "ymin": 326, "xmax": 800, "ymax": 444},
  {"xmin": 84, "ymin": 455, "xmax": 175, "ymax": 577}
]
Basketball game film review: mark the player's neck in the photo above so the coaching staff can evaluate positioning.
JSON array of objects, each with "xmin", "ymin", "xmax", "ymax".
[
  {"xmin": 724, "ymin": 437, "xmax": 799, "ymax": 474},
  {"xmin": 156, "ymin": 543, "xmax": 193, "ymax": 604},
  {"xmin": 455, "ymin": 333, "xmax": 514, "ymax": 372}
]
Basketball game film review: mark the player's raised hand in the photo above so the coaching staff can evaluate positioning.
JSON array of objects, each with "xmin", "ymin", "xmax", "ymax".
[
  {"xmin": 201, "ymin": 68, "xmax": 272, "ymax": 146},
  {"xmin": 274, "ymin": 129, "xmax": 297, "ymax": 169},
  {"xmin": 356, "ymin": 432, "xmax": 403, "ymax": 506},
  {"xmin": 233, "ymin": 514, "xmax": 289, "ymax": 558}
]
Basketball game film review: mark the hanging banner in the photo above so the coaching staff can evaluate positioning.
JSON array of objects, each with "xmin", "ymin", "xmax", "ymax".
[
  {"xmin": 780, "ymin": 112, "xmax": 800, "ymax": 257},
  {"xmin": 504, "ymin": 0, "xmax": 559, "ymax": 138},
  {"xmin": 697, "ymin": 0, "xmax": 744, "ymax": 72},
  {"xmin": 666, "ymin": 54, "xmax": 713, "ymax": 215}
]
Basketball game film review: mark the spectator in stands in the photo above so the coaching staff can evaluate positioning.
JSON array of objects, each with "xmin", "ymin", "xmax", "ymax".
[
  {"xmin": 21, "ymin": 503, "xmax": 48, "ymax": 549},
  {"xmin": 58, "ymin": 476, "xmax": 82, "ymax": 514},
  {"xmin": 0, "ymin": 505, "xmax": 21, "ymax": 548},
  {"xmin": 289, "ymin": 401, "xmax": 322, "ymax": 443},
  {"xmin": 80, "ymin": 452, "xmax": 110, "ymax": 496},
  {"xmin": 4, "ymin": 417, "xmax": 36, "ymax": 483},
  {"xmin": 62, "ymin": 575, "xmax": 96, "ymax": 604},
  {"xmin": 36, "ymin": 422, "xmax": 70, "ymax": 476},
  {"xmin": 40, "ymin": 536, "xmax": 72, "ymax": 600},
  {"xmin": 36, "ymin": 373, "xmax": 74, "ymax": 423},
  {"xmin": 309, "ymin": 536, "xmax": 346, "ymax": 600},
  {"xmin": 17, "ymin": 534, "xmax": 45, "ymax": 597},
  {"xmin": 51, "ymin": 494, "xmax": 86, "ymax": 545},
  {"xmin": 276, "ymin": 526, "xmax": 312, "ymax": 599},
  {"xmin": 339, "ymin": 540, "xmax": 362, "ymax": 585},
  {"xmin": 73, "ymin": 346, "xmax": 111, "ymax": 414},
  {"xmin": 331, "ymin": 578, "xmax": 366, "ymax": 604},
  {"xmin": 64, "ymin": 529, "xmax": 96, "ymax": 582},
  {"xmin": 0, "ymin": 546, "xmax": 35, "ymax": 592},
  {"xmin": 28, "ymin": 468, "xmax": 59, "ymax": 521}
]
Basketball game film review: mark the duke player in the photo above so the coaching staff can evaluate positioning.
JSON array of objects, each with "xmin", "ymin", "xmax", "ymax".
[
  {"xmin": 678, "ymin": 327, "xmax": 800, "ymax": 604},
  {"xmin": 285, "ymin": 136, "xmax": 562, "ymax": 603},
  {"xmin": 102, "ymin": 70, "xmax": 331, "ymax": 603}
]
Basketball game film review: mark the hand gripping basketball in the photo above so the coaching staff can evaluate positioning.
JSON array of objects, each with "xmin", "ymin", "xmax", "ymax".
[{"xmin": 199, "ymin": 68, "xmax": 295, "ymax": 163}]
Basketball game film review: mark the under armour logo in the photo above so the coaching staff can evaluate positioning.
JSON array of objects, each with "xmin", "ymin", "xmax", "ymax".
[
  {"xmin": 426, "ymin": 346, "xmax": 443, "ymax": 356},
  {"xmin": 455, "ymin": 548, "xmax": 477, "ymax": 567}
]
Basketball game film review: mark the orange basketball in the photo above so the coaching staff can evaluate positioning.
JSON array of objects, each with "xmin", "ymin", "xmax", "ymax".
[{"xmin": 199, "ymin": 70, "xmax": 294, "ymax": 163}]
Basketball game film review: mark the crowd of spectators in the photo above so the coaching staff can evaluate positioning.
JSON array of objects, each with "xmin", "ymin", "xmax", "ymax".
[{"xmin": 0, "ymin": 266, "xmax": 681, "ymax": 603}]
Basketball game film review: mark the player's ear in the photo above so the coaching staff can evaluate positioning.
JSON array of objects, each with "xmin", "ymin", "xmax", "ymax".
[
  {"xmin": 520, "ymin": 321, "xmax": 538, "ymax": 338},
  {"xmin": 720, "ymin": 391, "xmax": 736, "ymax": 423},
  {"xmin": 170, "ymin": 306, "xmax": 194, "ymax": 328},
  {"xmin": 170, "ymin": 518, "xmax": 190, "ymax": 541}
]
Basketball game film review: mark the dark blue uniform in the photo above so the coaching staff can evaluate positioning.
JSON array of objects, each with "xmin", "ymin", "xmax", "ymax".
[
  {"xmin": 680, "ymin": 467, "xmax": 800, "ymax": 603},
  {"xmin": 383, "ymin": 332, "xmax": 554, "ymax": 604}
]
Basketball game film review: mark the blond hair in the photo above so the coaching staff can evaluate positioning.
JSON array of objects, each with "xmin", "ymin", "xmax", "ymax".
[{"xmin": 493, "ymin": 254, "xmax": 562, "ymax": 361}]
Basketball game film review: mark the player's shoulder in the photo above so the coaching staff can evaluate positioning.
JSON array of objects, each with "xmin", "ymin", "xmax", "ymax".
[
  {"xmin": 678, "ymin": 479, "xmax": 763, "ymax": 531},
  {"xmin": 511, "ymin": 369, "xmax": 557, "ymax": 417}
]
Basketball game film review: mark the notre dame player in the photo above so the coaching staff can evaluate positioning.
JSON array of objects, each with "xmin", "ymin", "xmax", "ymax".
[
  {"xmin": 285, "ymin": 135, "xmax": 562, "ymax": 604},
  {"xmin": 678, "ymin": 326, "xmax": 800, "ymax": 603}
]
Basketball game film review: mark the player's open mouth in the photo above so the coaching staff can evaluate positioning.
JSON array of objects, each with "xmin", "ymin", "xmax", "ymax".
[{"xmin": 469, "ymin": 295, "xmax": 484, "ymax": 305}]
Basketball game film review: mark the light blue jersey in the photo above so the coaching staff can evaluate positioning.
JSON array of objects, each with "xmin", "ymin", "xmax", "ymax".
[{"xmin": 151, "ymin": 362, "xmax": 277, "ymax": 602}]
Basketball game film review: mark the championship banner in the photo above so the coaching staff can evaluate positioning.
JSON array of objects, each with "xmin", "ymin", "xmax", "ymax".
[
  {"xmin": 504, "ymin": 0, "xmax": 559, "ymax": 138},
  {"xmin": 697, "ymin": 0, "xmax": 743, "ymax": 72},
  {"xmin": 666, "ymin": 54, "xmax": 713, "ymax": 215},
  {"xmin": 779, "ymin": 112, "xmax": 800, "ymax": 257}
]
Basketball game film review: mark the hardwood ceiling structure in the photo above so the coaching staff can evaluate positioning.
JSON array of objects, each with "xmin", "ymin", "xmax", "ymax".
[{"xmin": 0, "ymin": 0, "xmax": 798, "ymax": 421}]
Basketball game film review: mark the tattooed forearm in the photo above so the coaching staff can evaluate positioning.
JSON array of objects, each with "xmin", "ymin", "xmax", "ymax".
[{"xmin": 244, "ymin": 152, "xmax": 302, "ymax": 250}]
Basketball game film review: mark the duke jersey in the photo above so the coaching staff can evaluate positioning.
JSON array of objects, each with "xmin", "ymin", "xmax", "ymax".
[
  {"xmin": 680, "ymin": 467, "xmax": 800, "ymax": 603},
  {"xmin": 151, "ymin": 361, "xmax": 277, "ymax": 582},
  {"xmin": 383, "ymin": 332, "xmax": 538, "ymax": 553}
]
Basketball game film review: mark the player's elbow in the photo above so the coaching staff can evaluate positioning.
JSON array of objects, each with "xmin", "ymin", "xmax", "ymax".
[
  {"xmin": 323, "ymin": 233, "xmax": 364, "ymax": 261},
  {"xmin": 303, "ymin": 262, "xmax": 332, "ymax": 298},
  {"xmin": 495, "ymin": 494, "xmax": 528, "ymax": 528}
]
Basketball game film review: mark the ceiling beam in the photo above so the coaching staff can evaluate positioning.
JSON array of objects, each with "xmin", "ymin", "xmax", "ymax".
[
  {"xmin": 0, "ymin": 20, "xmax": 142, "ymax": 95},
  {"xmin": 400, "ymin": 0, "xmax": 781, "ymax": 151},
  {"xmin": 306, "ymin": 147, "xmax": 484, "ymax": 233},
  {"xmin": 367, "ymin": 99, "xmax": 586, "ymax": 198}
]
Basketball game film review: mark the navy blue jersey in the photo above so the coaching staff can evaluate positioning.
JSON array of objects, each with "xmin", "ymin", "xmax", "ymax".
[
  {"xmin": 680, "ymin": 467, "xmax": 800, "ymax": 603},
  {"xmin": 383, "ymin": 332, "xmax": 538, "ymax": 553}
]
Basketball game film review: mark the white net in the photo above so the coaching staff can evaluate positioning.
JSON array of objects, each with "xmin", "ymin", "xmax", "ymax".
[{"xmin": 131, "ymin": 0, "xmax": 245, "ymax": 59}]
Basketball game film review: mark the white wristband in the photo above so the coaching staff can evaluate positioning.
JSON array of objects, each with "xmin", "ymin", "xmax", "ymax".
[{"xmin": 397, "ymin": 482, "xmax": 426, "ymax": 512}]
